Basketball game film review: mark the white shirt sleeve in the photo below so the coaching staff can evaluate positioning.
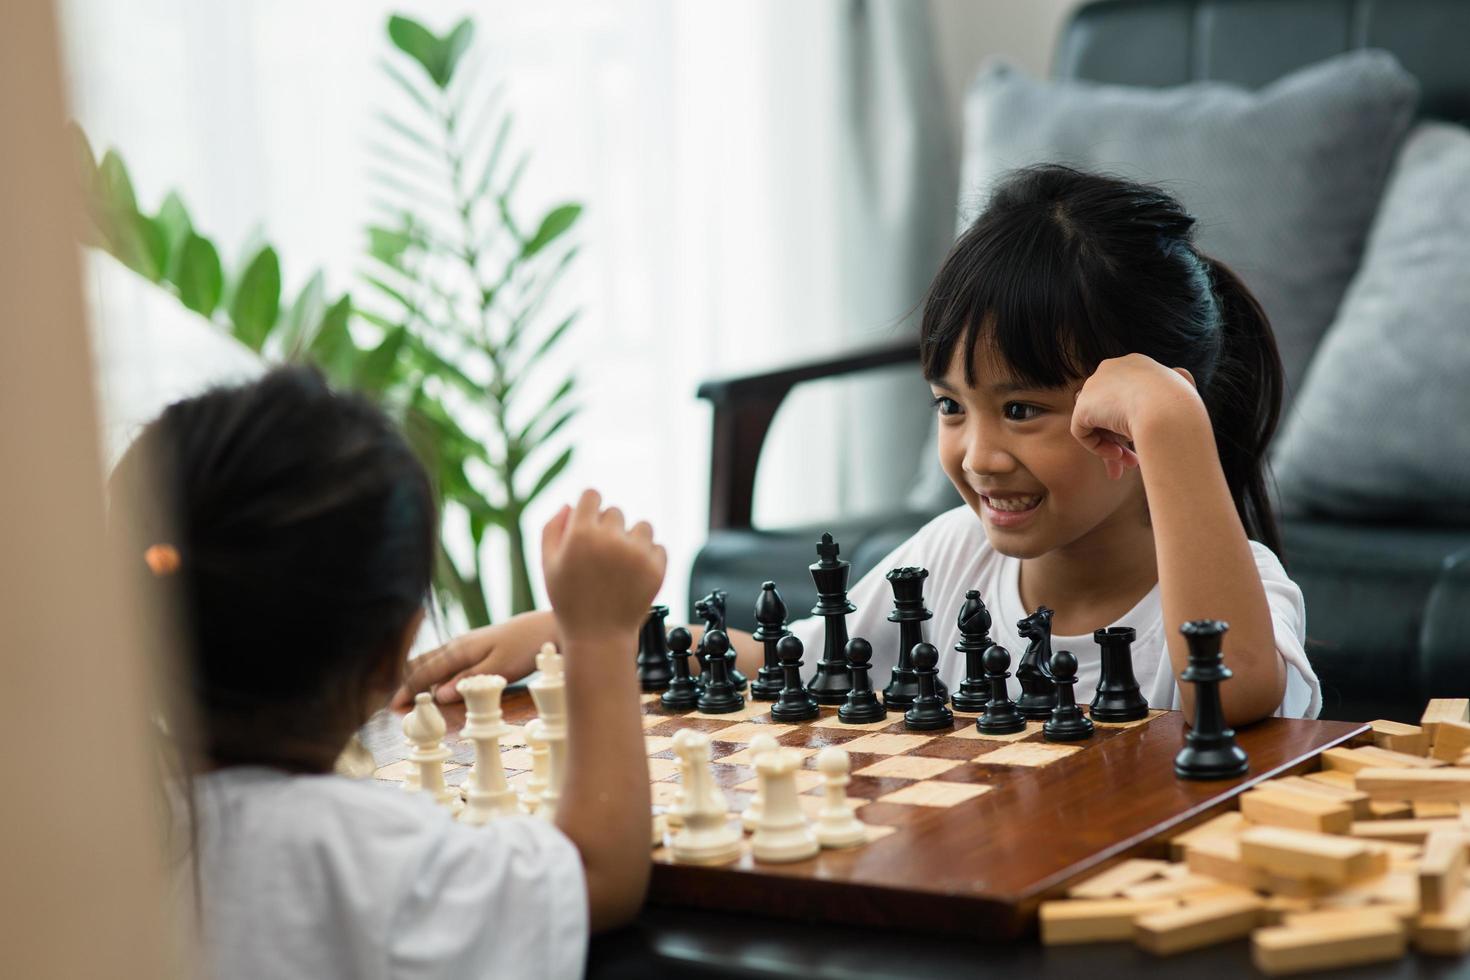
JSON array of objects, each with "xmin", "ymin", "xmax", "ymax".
[{"xmin": 1253, "ymin": 542, "xmax": 1321, "ymax": 719}]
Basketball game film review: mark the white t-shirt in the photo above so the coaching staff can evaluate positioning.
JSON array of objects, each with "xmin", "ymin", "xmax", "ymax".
[
  {"xmin": 788, "ymin": 505, "xmax": 1320, "ymax": 718},
  {"xmin": 190, "ymin": 767, "xmax": 588, "ymax": 980}
]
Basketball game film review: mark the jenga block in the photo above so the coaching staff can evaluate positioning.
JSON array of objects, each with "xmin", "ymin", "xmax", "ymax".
[
  {"xmin": 1371, "ymin": 719, "xmax": 1430, "ymax": 756},
  {"xmin": 1240, "ymin": 826, "xmax": 1386, "ymax": 884},
  {"xmin": 1269, "ymin": 775, "xmax": 1373, "ymax": 819},
  {"xmin": 1184, "ymin": 834, "xmax": 1269, "ymax": 891},
  {"xmin": 1351, "ymin": 818, "xmax": 1464, "ymax": 844},
  {"xmin": 1419, "ymin": 832, "xmax": 1467, "ymax": 914},
  {"xmin": 1133, "ymin": 892, "xmax": 1264, "ymax": 956},
  {"xmin": 1281, "ymin": 907, "xmax": 1407, "ymax": 931},
  {"xmin": 1368, "ymin": 800, "xmax": 1414, "ymax": 820},
  {"xmin": 1252, "ymin": 911, "xmax": 1405, "ymax": 976},
  {"xmin": 1168, "ymin": 810, "xmax": 1246, "ymax": 860},
  {"xmin": 1416, "ymin": 801, "xmax": 1463, "ymax": 819},
  {"xmin": 1421, "ymin": 699, "xmax": 1470, "ymax": 740},
  {"xmin": 1038, "ymin": 897, "xmax": 1179, "ymax": 944},
  {"xmin": 1262, "ymin": 895, "xmax": 1317, "ymax": 925},
  {"xmin": 1262, "ymin": 872, "xmax": 1336, "ymax": 900},
  {"xmin": 1121, "ymin": 873, "xmax": 1236, "ymax": 902},
  {"xmin": 1433, "ymin": 720, "xmax": 1470, "ymax": 763},
  {"xmin": 1356, "ymin": 767, "xmax": 1470, "ymax": 803},
  {"xmin": 1354, "ymin": 746, "xmax": 1448, "ymax": 769},
  {"xmin": 1067, "ymin": 858, "xmax": 1172, "ymax": 899},
  {"xmin": 1414, "ymin": 888, "xmax": 1470, "ymax": 955},
  {"xmin": 1304, "ymin": 769, "xmax": 1358, "ymax": 790},
  {"xmin": 1317, "ymin": 869, "xmax": 1420, "ymax": 920},
  {"xmin": 1240, "ymin": 785, "xmax": 1354, "ymax": 834},
  {"xmin": 1459, "ymin": 751, "xmax": 1470, "ymax": 768}
]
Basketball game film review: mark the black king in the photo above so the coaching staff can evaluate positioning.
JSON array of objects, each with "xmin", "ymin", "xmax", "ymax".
[{"xmin": 805, "ymin": 533, "xmax": 855, "ymax": 705}]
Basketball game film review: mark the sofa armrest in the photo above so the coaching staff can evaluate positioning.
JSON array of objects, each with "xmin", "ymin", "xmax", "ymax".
[
  {"xmin": 1418, "ymin": 545, "xmax": 1470, "ymax": 702},
  {"xmin": 695, "ymin": 338, "xmax": 919, "ymax": 531}
]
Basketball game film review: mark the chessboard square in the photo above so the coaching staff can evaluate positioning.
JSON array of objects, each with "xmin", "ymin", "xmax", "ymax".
[
  {"xmin": 373, "ymin": 760, "xmax": 415, "ymax": 782},
  {"xmin": 646, "ymin": 757, "xmax": 683, "ymax": 781},
  {"xmin": 949, "ymin": 721, "xmax": 1043, "ymax": 742},
  {"xmin": 639, "ymin": 692, "xmax": 663, "ymax": 704},
  {"xmin": 878, "ymin": 782, "xmax": 992, "ymax": 807},
  {"xmin": 650, "ymin": 782, "xmax": 683, "ymax": 808},
  {"xmin": 641, "ymin": 713, "xmax": 670, "ymax": 730},
  {"xmin": 734, "ymin": 770, "xmax": 825, "ymax": 793},
  {"xmin": 693, "ymin": 701, "xmax": 771, "ymax": 722},
  {"xmin": 643, "ymin": 735, "xmax": 676, "ymax": 756},
  {"xmin": 841, "ymin": 733, "xmax": 938, "ymax": 755},
  {"xmin": 498, "ymin": 748, "xmax": 534, "ymax": 771},
  {"xmin": 809, "ymin": 714, "xmax": 902, "ymax": 733},
  {"xmin": 1090, "ymin": 709, "xmax": 1168, "ymax": 730},
  {"xmin": 855, "ymin": 756, "xmax": 961, "ymax": 780},
  {"xmin": 718, "ymin": 745, "xmax": 817, "ymax": 767},
  {"xmin": 977, "ymin": 742, "xmax": 1082, "ymax": 767},
  {"xmin": 708, "ymin": 721, "xmax": 797, "ymax": 743}
]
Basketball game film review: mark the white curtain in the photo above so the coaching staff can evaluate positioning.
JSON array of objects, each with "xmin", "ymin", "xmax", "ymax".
[{"xmin": 60, "ymin": 0, "xmax": 955, "ymax": 623}]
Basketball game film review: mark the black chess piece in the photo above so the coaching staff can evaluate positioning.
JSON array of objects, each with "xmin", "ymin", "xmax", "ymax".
[
  {"xmin": 1014, "ymin": 606, "xmax": 1058, "ymax": 719},
  {"xmin": 838, "ymin": 637, "xmax": 886, "ymax": 724},
  {"xmin": 882, "ymin": 566, "xmax": 948, "ymax": 709},
  {"xmin": 636, "ymin": 605, "xmax": 673, "ymax": 691},
  {"xmin": 1043, "ymin": 650, "xmax": 1094, "ymax": 742},
  {"xmin": 1174, "ymin": 620, "xmax": 1250, "ymax": 780},
  {"xmin": 749, "ymin": 582, "xmax": 788, "ymax": 702},
  {"xmin": 950, "ymin": 590, "xmax": 994, "ymax": 712},
  {"xmin": 696, "ymin": 630, "xmax": 745, "ymax": 714},
  {"xmin": 693, "ymin": 590, "xmax": 746, "ymax": 692},
  {"xmin": 1091, "ymin": 626, "xmax": 1149, "ymax": 722},
  {"xmin": 771, "ymin": 634, "xmax": 819, "ymax": 722},
  {"xmin": 904, "ymin": 643, "xmax": 954, "ymax": 731},
  {"xmin": 660, "ymin": 627, "xmax": 700, "ymax": 710},
  {"xmin": 976, "ymin": 644, "xmax": 1027, "ymax": 735},
  {"xmin": 805, "ymin": 533, "xmax": 855, "ymax": 705}
]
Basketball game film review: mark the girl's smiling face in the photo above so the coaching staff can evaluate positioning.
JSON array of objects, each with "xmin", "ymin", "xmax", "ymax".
[{"xmin": 931, "ymin": 343, "xmax": 1148, "ymax": 560}]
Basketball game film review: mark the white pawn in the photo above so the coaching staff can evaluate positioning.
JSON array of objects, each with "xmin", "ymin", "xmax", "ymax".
[
  {"xmin": 669, "ymin": 729, "xmax": 742, "ymax": 865},
  {"xmin": 740, "ymin": 733, "xmax": 781, "ymax": 832},
  {"xmin": 751, "ymin": 747, "xmax": 819, "ymax": 863},
  {"xmin": 528, "ymin": 643, "xmax": 568, "ymax": 820},
  {"xmin": 457, "ymin": 674, "xmax": 520, "ymax": 825},
  {"xmin": 521, "ymin": 718, "xmax": 550, "ymax": 815},
  {"xmin": 814, "ymin": 747, "xmax": 866, "ymax": 848},
  {"xmin": 403, "ymin": 692, "xmax": 457, "ymax": 810}
]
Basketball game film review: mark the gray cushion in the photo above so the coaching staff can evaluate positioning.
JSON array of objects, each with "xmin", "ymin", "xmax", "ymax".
[
  {"xmin": 956, "ymin": 49, "xmax": 1418, "ymax": 404},
  {"xmin": 1274, "ymin": 122, "xmax": 1470, "ymax": 523}
]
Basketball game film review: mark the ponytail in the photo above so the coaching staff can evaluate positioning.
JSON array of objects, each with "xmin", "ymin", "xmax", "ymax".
[{"xmin": 1199, "ymin": 255, "xmax": 1285, "ymax": 558}]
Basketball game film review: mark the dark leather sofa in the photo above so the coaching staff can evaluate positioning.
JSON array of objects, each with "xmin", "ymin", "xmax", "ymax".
[{"xmin": 687, "ymin": 0, "xmax": 1470, "ymax": 724}]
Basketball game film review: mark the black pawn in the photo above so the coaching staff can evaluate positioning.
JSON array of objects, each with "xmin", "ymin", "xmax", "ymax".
[
  {"xmin": 838, "ymin": 637, "xmax": 886, "ymax": 724},
  {"xmin": 696, "ymin": 630, "xmax": 744, "ymax": 714},
  {"xmin": 904, "ymin": 643, "xmax": 954, "ymax": 731},
  {"xmin": 771, "ymin": 634, "xmax": 819, "ymax": 722},
  {"xmin": 1014, "ymin": 606, "xmax": 1058, "ymax": 719},
  {"xmin": 749, "ymin": 582, "xmax": 787, "ymax": 702},
  {"xmin": 951, "ymin": 590, "xmax": 994, "ymax": 712},
  {"xmin": 976, "ymin": 644, "xmax": 1026, "ymax": 735},
  {"xmin": 1091, "ymin": 627, "xmax": 1149, "ymax": 722},
  {"xmin": 1174, "ymin": 620, "xmax": 1250, "ymax": 780},
  {"xmin": 660, "ymin": 627, "xmax": 700, "ymax": 710},
  {"xmin": 1042, "ymin": 650, "xmax": 1094, "ymax": 742},
  {"xmin": 636, "ymin": 605, "xmax": 673, "ymax": 691}
]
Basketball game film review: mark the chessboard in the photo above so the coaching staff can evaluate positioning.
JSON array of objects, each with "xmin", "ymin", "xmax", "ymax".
[{"xmin": 360, "ymin": 688, "xmax": 1367, "ymax": 940}]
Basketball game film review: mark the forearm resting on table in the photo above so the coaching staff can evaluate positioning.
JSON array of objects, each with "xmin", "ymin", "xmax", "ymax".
[
  {"xmin": 1136, "ymin": 400, "xmax": 1286, "ymax": 727},
  {"xmin": 555, "ymin": 635, "xmax": 652, "ymax": 931}
]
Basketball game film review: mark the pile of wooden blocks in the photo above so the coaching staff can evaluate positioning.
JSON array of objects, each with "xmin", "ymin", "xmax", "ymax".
[{"xmin": 1039, "ymin": 699, "xmax": 1470, "ymax": 976}]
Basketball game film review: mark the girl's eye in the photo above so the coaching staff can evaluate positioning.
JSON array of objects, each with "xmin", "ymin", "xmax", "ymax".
[
  {"xmin": 932, "ymin": 396, "xmax": 962, "ymax": 417},
  {"xmin": 1003, "ymin": 402, "xmax": 1042, "ymax": 421}
]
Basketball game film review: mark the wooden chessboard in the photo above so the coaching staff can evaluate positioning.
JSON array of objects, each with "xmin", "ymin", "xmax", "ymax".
[{"xmin": 360, "ymin": 689, "xmax": 1367, "ymax": 940}]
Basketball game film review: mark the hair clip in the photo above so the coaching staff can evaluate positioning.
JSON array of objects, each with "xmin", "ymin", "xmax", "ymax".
[{"xmin": 144, "ymin": 544, "xmax": 182, "ymax": 577}]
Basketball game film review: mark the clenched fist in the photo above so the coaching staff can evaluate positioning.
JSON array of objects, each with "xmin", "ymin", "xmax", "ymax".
[{"xmin": 542, "ymin": 489, "xmax": 667, "ymax": 645}]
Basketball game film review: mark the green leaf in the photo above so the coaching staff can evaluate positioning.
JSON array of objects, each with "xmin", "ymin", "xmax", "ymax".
[
  {"xmin": 376, "ymin": 111, "xmax": 442, "ymax": 158},
  {"xmin": 521, "ymin": 405, "xmax": 577, "ymax": 449},
  {"xmin": 355, "ymin": 324, "xmax": 408, "ymax": 392},
  {"xmin": 101, "ymin": 208, "xmax": 165, "ymax": 281},
  {"xmin": 155, "ymin": 192, "xmax": 193, "ymax": 280},
  {"xmin": 403, "ymin": 333, "xmax": 482, "ymax": 399},
  {"xmin": 469, "ymin": 115, "xmax": 513, "ymax": 201},
  {"xmin": 521, "ymin": 203, "xmax": 581, "ymax": 259},
  {"xmin": 228, "ymin": 246, "xmax": 282, "ymax": 351},
  {"xmin": 277, "ymin": 271, "xmax": 326, "ymax": 359},
  {"xmin": 380, "ymin": 58, "xmax": 437, "ymax": 115},
  {"xmin": 367, "ymin": 223, "xmax": 415, "ymax": 270},
  {"xmin": 68, "ymin": 122, "xmax": 96, "ymax": 196},
  {"xmin": 441, "ymin": 20, "xmax": 475, "ymax": 84},
  {"xmin": 307, "ymin": 295, "xmax": 356, "ymax": 382},
  {"xmin": 521, "ymin": 445, "xmax": 573, "ymax": 504},
  {"xmin": 361, "ymin": 272, "xmax": 417, "ymax": 315},
  {"xmin": 387, "ymin": 15, "xmax": 461, "ymax": 89},
  {"xmin": 513, "ymin": 376, "xmax": 576, "ymax": 437},
  {"xmin": 518, "ymin": 311, "xmax": 577, "ymax": 369},
  {"xmin": 97, "ymin": 150, "xmax": 139, "ymax": 213},
  {"xmin": 175, "ymin": 233, "xmax": 223, "ymax": 316}
]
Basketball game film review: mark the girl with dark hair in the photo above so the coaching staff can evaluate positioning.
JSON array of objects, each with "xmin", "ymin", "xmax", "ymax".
[
  {"xmin": 113, "ymin": 366, "xmax": 664, "ymax": 980},
  {"xmin": 399, "ymin": 165, "xmax": 1318, "ymax": 724}
]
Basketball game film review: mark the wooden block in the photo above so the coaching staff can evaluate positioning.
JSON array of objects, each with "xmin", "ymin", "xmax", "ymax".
[
  {"xmin": 1371, "ymin": 719, "xmax": 1430, "ymax": 756},
  {"xmin": 1353, "ymin": 745, "xmax": 1448, "ymax": 769},
  {"xmin": 1419, "ymin": 832, "xmax": 1467, "ymax": 914},
  {"xmin": 1169, "ymin": 811, "xmax": 1247, "ymax": 860},
  {"xmin": 1422, "ymin": 699, "xmax": 1470, "ymax": 739},
  {"xmin": 1038, "ymin": 898, "xmax": 1178, "ymax": 945},
  {"xmin": 1185, "ymin": 835, "xmax": 1269, "ymax": 891},
  {"xmin": 1432, "ymin": 720, "xmax": 1470, "ymax": 763},
  {"xmin": 1262, "ymin": 895, "xmax": 1317, "ymax": 925},
  {"xmin": 1459, "ymin": 751, "xmax": 1470, "ymax": 768},
  {"xmin": 1121, "ymin": 873, "xmax": 1235, "ymax": 903},
  {"xmin": 1240, "ymin": 785, "xmax": 1353, "ymax": 834},
  {"xmin": 1067, "ymin": 858, "xmax": 1173, "ymax": 899},
  {"xmin": 1356, "ymin": 767, "xmax": 1470, "ymax": 803},
  {"xmin": 1414, "ymin": 888, "xmax": 1470, "ymax": 955},
  {"xmin": 1321, "ymin": 747, "xmax": 1373, "ymax": 774},
  {"xmin": 1368, "ymin": 800, "xmax": 1414, "ymax": 820},
  {"xmin": 1351, "ymin": 818, "xmax": 1464, "ymax": 844},
  {"xmin": 1240, "ymin": 826, "xmax": 1386, "ymax": 884},
  {"xmin": 1415, "ymin": 801, "xmax": 1463, "ymax": 819},
  {"xmin": 1261, "ymin": 872, "xmax": 1336, "ymax": 900},
  {"xmin": 1268, "ymin": 775, "xmax": 1373, "ymax": 820},
  {"xmin": 1317, "ymin": 869, "xmax": 1420, "ymax": 920},
  {"xmin": 1364, "ymin": 839, "xmax": 1426, "ymax": 863},
  {"xmin": 1252, "ymin": 911, "xmax": 1405, "ymax": 976},
  {"xmin": 1133, "ymin": 892, "xmax": 1264, "ymax": 956},
  {"xmin": 1304, "ymin": 769, "xmax": 1357, "ymax": 790}
]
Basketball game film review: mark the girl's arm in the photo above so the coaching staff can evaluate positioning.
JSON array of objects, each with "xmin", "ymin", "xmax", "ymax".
[{"xmin": 1074, "ymin": 355, "xmax": 1286, "ymax": 726}]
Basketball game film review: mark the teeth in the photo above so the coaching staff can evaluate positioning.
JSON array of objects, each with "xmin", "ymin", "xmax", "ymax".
[{"xmin": 986, "ymin": 494, "xmax": 1042, "ymax": 512}]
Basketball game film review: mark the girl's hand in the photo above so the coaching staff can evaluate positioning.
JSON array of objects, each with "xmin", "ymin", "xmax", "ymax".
[
  {"xmin": 542, "ymin": 489, "xmax": 667, "ymax": 647},
  {"xmin": 390, "ymin": 610, "xmax": 556, "ymax": 709},
  {"xmin": 1070, "ymin": 354, "xmax": 1199, "ymax": 479}
]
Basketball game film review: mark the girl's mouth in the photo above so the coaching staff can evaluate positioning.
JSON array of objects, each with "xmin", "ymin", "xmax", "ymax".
[{"xmin": 980, "ymin": 492, "xmax": 1044, "ymax": 528}]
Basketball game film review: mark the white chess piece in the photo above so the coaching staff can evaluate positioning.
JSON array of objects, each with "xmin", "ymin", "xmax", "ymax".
[
  {"xmin": 751, "ymin": 747, "xmax": 819, "ymax": 863},
  {"xmin": 403, "ymin": 692, "xmax": 457, "ymax": 809},
  {"xmin": 669, "ymin": 729, "xmax": 741, "ymax": 865},
  {"xmin": 457, "ymin": 674, "xmax": 520, "ymax": 824},
  {"xmin": 740, "ymin": 733, "xmax": 781, "ymax": 832},
  {"xmin": 813, "ymin": 746, "xmax": 866, "ymax": 848},
  {"xmin": 528, "ymin": 643, "xmax": 568, "ymax": 821},
  {"xmin": 521, "ymin": 718, "xmax": 550, "ymax": 815}
]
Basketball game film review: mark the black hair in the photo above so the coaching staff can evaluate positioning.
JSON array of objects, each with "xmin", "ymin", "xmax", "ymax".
[
  {"xmin": 110, "ymin": 365, "xmax": 437, "ymax": 772},
  {"xmin": 920, "ymin": 165, "xmax": 1284, "ymax": 555}
]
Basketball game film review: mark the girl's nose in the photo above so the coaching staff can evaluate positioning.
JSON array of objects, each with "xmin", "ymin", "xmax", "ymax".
[{"xmin": 962, "ymin": 435, "xmax": 1016, "ymax": 478}]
